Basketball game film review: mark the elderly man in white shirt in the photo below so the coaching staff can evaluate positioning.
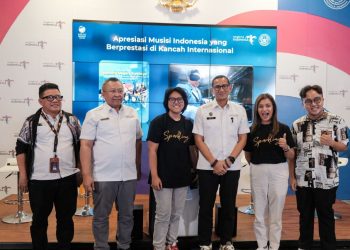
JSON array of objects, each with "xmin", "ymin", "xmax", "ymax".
[
  {"xmin": 193, "ymin": 75, "xmax": 249, "ymax": 250},
  {"xmin": 80, "ymin": 77, "xmax": 142, "ymax": 250}
]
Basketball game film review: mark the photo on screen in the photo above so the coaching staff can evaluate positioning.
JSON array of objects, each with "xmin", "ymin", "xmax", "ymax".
[
  {"xmin": 169, "ymin": 64, "xmax": 253, "ymax": 121},
  {"xmin": 99, "ymin": 60, "xmax": 149, "ymax": 124}
]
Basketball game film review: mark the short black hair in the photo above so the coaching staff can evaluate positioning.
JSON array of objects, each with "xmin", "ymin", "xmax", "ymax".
[
  {"xmin": 163, "ymin": 87, "xmax": 188, "ymax": 113},
  {"xmin": 211, "ymin": 75, "xmax": 230, "ymax": 86},
  {"xmin": 39, "ymin": 83, "xmax": 59, "ymax": 98},
  {"xmin": 299, "ymin": 85, "xmax": 323, "ymax": 99}
]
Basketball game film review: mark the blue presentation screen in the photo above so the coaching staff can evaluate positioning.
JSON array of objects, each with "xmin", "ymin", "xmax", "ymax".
[{"xmin": 73, "ymin": 21, "xmax": 277, "ymax": 140}]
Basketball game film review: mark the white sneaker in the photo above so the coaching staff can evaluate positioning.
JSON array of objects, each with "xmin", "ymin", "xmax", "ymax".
[
  {"xmin": 219, "ymin": 242, "xmax": 235, "ymax": 250},
  {"xmin": 256, "ymin": 246, "xmax": 268, "ymax": 250},
  {"xmin": 199, "ymin": 244, "xmax": 212, "ymax": 250}
]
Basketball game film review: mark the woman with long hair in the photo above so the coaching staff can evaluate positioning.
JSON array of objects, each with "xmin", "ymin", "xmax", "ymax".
[{"xmin": 244, "ymin": 93, "xmax": 295, "ymax": 250}]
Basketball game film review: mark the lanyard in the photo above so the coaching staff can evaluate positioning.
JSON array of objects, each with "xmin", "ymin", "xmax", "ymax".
[{"xmin": 41, "ymin": 112, "xmax": 63, "ymax": 157}]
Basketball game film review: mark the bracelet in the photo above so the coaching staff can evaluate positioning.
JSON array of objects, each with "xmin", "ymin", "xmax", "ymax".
[
  {"xmin": 210, "ymin": 159, "xmax": 218, "ymax": 168},
  {"xmin": 227, "ymin": 156, "xmax": 236, "ymax": 165},
  {"xmin": 224, "ymin": 159, "xmax": 231, "ymax": 168},
  {"xmin": 283, "ymin": 145, "xmax": 290, "ymax": 152}
]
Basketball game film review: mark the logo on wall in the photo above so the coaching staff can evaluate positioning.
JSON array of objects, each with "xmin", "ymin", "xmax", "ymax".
[
  {"xmin": 43, "ymin": 62, "xmax": 64, "ymax": 70},
  {"xmin": 232, "ymin": 35, "xmax": 256, "ymax": 45},
  {"xmin": 11, "ymin": 97, "xmax": 34, "ymax": 106},
  {"xmin": 78, "ymin": 26, "xmax": 87, "ymax": 40},
  {"xmin": 0, "ymin": 79, "xmax": 14, "ymax": 87},
  {"xmin": 0, "ymin": 150, "xmax": 16, "ymax": 157},
  {"xmin": 28, "ymin": 80, "xmax": 50, "ymax": 86},
  {"xmin": 0, "ymin": 115, "xmax": 12, "ymax": 124},
  {"xmin": 324, "ymin": 0, "xmax": 350, "ymax": 9},
  {"xmin": 43, "ymin": 20, "xmax": 65, "ymax": 29},
  {"xmin": 328, "ymin": 90, "xmax": 348, "ymax": 97},
  {"xmin": 258, "ymin": 34, "xmax": 271, "ymax": 47},
  {"xmin": 299, "ymin": 65, "xmax": 319, "ymax": 73},
  {"xmin": 25, "ymin": 41, "xmax": 47, "ymax": 49},
  {"xmin": 279, "ymin": 73, "xmax": 299, "ymax": 82},
  {"xmin": 0, "ymin": 186, "xmax": 11, "ymax": 195},
  {"xmin": 7, "ymin": 61, "xmax": 29, "ymax": 69}
]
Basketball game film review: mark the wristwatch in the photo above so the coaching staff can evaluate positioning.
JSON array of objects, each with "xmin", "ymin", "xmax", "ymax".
[{"xmin": 227, "ymin": 156, "xmax": 236, "ymax": 164}]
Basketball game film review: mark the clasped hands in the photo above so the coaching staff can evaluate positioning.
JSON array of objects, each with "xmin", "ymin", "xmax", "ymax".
[{"xmin": 212, "ymin": 158, "xmax": 234, "ymax": 176}]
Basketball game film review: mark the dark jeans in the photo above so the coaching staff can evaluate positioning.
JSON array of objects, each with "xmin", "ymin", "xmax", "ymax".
[
  {"xmin": 29, "ymin": 174, "xmax": 77, "ymax": 250},
  {"xmin": 197, "ymin": 170, "xmax": 240, "ymax": 245},
  {"xmin": 296, "ymin": 186, "xmax": 337, "ymax": 250}
]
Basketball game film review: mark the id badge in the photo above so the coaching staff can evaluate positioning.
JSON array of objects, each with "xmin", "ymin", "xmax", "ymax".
[{"xmin": 49, "ymin": 157, "xmax": 60, "ymax": 173}]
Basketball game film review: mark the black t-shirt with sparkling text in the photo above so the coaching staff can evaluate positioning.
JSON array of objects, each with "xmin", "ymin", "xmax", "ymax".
[
  {"xmin": 244, "ymin": 122, "xmax": 295, "ymax": 164},
  {"xmin": 147, "ymin": 113, "xmax": 194, "ymax": 188}
]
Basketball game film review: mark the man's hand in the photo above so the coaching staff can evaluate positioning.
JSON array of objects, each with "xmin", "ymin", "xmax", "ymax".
[
  {"xmin": 19, "ymin": 173, "xmax": 28, "ymax": 193},
  {"xmin": 320, "ymin": 132, "xmax": 334, "ymax": 147},
  {"xmin": 83, "ymin": 175, "xmax": 94, "ymax": 193},
  {"xmin": 213, "ymin": 160, "xmax": 228, "ymax": 175}
]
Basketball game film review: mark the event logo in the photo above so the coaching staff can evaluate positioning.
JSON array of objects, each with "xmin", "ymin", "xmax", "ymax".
[
  {"xmin": 0, "ymin": 79, "xmax": 14, "ymax": 87},
  {"xmin": 0, "ymin": 115, "xmax": 12, "ymax": 124},
  {"xmin": 232, "ymin": 35, "xmax": 256, "ymax": 45},
  {"xmin": 25, "ymin": 41, "xmax": 47, "ymax": 49},
  {"xmin": 43, "ymin": 20, "xmax": 65, "ymax": 29},
  {"xmin": 279, "ymin": 73, "xmax": 299, "ymax": 82},
  {"xmin": 11, "ymin": 97, "xmax": 34, "ymax": 106},
  {"xmin": 328, "ymin": 90, "xmax": 348, "ymax": 97},
  {"xmin": 324, "ymin": 0, "xmax": 350, "ymax": 9},
  {"xmin": 7, "ymin": 61, "xmax": 29, "ymax": 69},
  {"xmin": 299, "ymin": 65, "xmax": 319, "ymax": 73},
  {"xmin": 78, "ymin": 26, "xmax": 87, "ymax": 40},
  {"xmin": 0, "ymin": 186, "xmax": 11, "ymax": 195},
  {"xmin": 28, "ymin": 80, "xmax": 50, "ymax": 86},
  {"xmin": 258, "ymin": 34, "xmax": 271, "ymax": 47},
  {"xmin": 43, "ymin": 62, "xmax": 64, "ymax": 70}
]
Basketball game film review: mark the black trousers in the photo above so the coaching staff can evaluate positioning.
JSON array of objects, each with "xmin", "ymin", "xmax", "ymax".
[
  {"xmin": 197, "ymin": 170, "xmax": 240, "ymax": 245},
  {"xmin": 296, "ymin": 186, "xmax": 337, "ymax": 250},
  {"xmin": 28, "ymin": 174, "xmax": 77, "ymax": 250}
]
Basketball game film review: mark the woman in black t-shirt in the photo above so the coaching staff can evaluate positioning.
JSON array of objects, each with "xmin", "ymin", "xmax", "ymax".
[
  {"xmin": 244, "ymin": 93, "xmax": 295, "ymax": 250},
  {"xmin": 147, "ymin": 87, "xmax": 196, "ymax": 250}
]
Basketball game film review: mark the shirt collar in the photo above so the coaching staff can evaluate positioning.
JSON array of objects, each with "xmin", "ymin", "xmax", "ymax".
[
  {"xmin": 103, "ymin": 103, "xmax": 123, "ymax": 113},
  {"xmin": 41, "ymin": 109, "xmax": 62, "ymax": 121},
  {"xmin": 305, "ymin": 110, "xmax": 328, "ymax": 122},
  {"xmin": 213, "ymin": 99, "xmax": 230, "ymax": 109}
]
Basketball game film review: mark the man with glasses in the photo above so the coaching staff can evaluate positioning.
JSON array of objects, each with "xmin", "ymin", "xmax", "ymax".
[
  {"xmin": 290, "ymin": 85, "xmax": 348, "ymax": 250},
  {"xmin": 16, "ymin": 83, "xmax": 81, "ymax": 250},
  {"xmin": 193, "ymin": 75, "xmax": 249, "ymax": 250},
  {"xmin": 80, "ymin": 77, "xmax": 142, "ymax": 250}
]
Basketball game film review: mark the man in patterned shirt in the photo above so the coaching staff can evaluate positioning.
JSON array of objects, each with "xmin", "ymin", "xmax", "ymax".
[{"xmin": 290, "ymin": 85, "xmax": 348, "ymax": 250}]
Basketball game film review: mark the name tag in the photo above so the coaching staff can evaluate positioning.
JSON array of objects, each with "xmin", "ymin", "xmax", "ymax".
[
  {"xmin": 207, "ymin": 117, "xmax": 216, "ymax": 120},
  {"xmin": 100, "ymin": 117, "xmax": 109, "ymax": 121}
]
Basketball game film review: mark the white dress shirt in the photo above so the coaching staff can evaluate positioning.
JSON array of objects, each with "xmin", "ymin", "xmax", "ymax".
[
  {"xmin": 193, "ymin": 100, "xmax": 249, "ymax": 171},
  {"xmin": 80, "ymin": 103, "xmax": 142, "ymax": 182},
  {"xmin": 32, "ymin": 112, "xmax": 78, "ymax": 180}
]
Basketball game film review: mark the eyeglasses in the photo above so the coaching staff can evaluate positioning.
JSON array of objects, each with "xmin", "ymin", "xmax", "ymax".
[
  {"xmin": 103, "ymin": 88, "xmax": 124, "ymax": 94},
  {"xmin": 41, "ymin": 95, "xmax": 63, "ymax": 101},
  {"xmin": 303, "ymin": 96, "xmax": 323, "ymax": 106},
  {"xmin": 213, "ymin": 84, "xmax": 230, "ymax": 91},
  {"xmin": 168, "ymin": 97, "xmax": 184, "ymax": 104}
]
